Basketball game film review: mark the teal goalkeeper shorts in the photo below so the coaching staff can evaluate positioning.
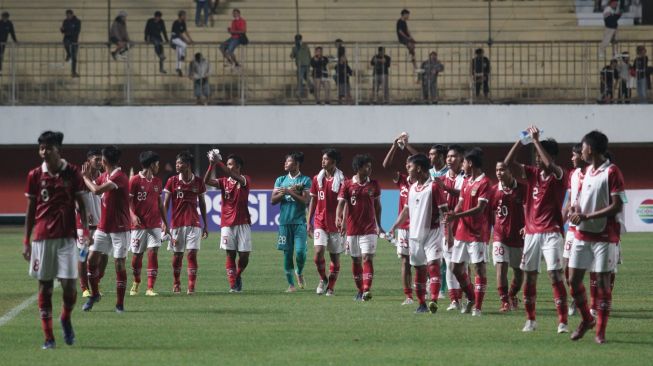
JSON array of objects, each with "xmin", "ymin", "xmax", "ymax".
[{"xmin": 276, "ymin": 224, "xmax": 307, "ymax": 252}]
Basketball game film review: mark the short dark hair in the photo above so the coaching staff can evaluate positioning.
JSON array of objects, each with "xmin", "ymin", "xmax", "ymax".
[
  {"xmin": 176, "ymin": 150, "xmax": 193, "ymax": 164},
  {"xmin": 66, "ymin": 9, "xmax": 74, "ymax": 15},
  {"xmin": 286, "ymin": 152, "xmax": 304, "ymax": 165},
  {"xmin": 604, "ymin": 150, "xmax": 615, "ymax": 162},
  {"xmin": 178, "ymin": 10, "xmax": 186, "ymax": 17},
  {"xmin": 582, "ymin": 130, "xmax": 609, "ymax": 155},
  {"xmin": 475, "ymin": 48, "xmax": 484, "ymax": 55},
  {"xmin": 154, "ymin": 11, "xmax": 162, "ymax": 17},
  {"xmin": 352, "ymin": 154, "xmax": 372, "ymax": 172},
  {"xmin": 430, "ymin": 144, "xmax": 448, "ymax": 155},
  {"xmin": 233, "ymin": 8, "xmax": 241, "ymax": 14},
  {"xmin": 447, "ymin": 144, "xmax": 465, "ymax": 155},
  {"xmin": 295, "ymin": 34, "xmax": 302, "ymax": 41},
  {"xmin": 38, "ymin": 131, "xmax": 64, "ymax": 147},
  {"xmin": 378, "ymin": 46, "xmax": 385, "ymax": 53},
  {"xmin": 195, "ymin": 52, "xmax": 202, "ymax": 62},
  {"xmin": 1, "ymin": 12, "xmax": 9, "ymax": 18},
  {"xmin": 226, "ymin": 154, "xmax": 244, "ymax": 168},
  {"xmin": 401, "ymin": 9, "xmax": 410, "ymax": 15},
  {"xmin": 315, "ymin": 46, "xmax": 323, "ymax": 51},
  {"xmin": 322, "ymin": 148, "xmax": 342, "ymax": 165},
  {"xmin": 464, "ymin": 147, "xmax": 483, "ymax": 168},
  {"xmin": 102, "ymin": 145, "xmax": 121, "ymax": 165},
  {"xmin": 408, "ymin": 154, "xmax": 430, "ymax": 172},
  {"xmin": 572, "ymin": 143, "xmax": 582, "ymax": 155},
  {"xmin": 86, "ymin": 147, "xmax": 102, "ymax": 159},
  {"xmin": 540, "ymin": 139, "xmax": 559, "ymax": 158},
  {"xmin": 139, "ymin": 151, "xmax": 160, "ymax": 168}
]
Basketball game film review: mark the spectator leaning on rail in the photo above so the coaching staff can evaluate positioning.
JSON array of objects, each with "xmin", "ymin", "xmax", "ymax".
[
  {"xmin": 599, "ymin": 59, "xmax": 618, "ymax": 104},
  {"xmin": 371, "ymin": 47, "xmax": 391, "ymax": 104},
  {"xmin": 334, "ymin": 55, "xmax": 353, "ymax": 104},
  {"xmin": 471, "ymin": 48, "xmax": 490, "ymax": 101},
  {"xmin": 60, "ymin": 9, "xmax": 81, "ymax": 78},
  {"xmin": 396, "ymin": 9, "xmax": 416, "ymax": 69},
  {"xmin": 616, "ymin": 51, "xmax": 632, "ymax": 103},
  {"xmin": 171, "ymin": 11, "xmax": 193, "ymax": 77},
  {"xmin": 0, "ymin": 11, "xmax": 17, "ymax": 75},
  {"xmin": 290, "ymin": 34, "xmax": 312, "ymax": 100},
  {"xmin": 219, "ymin": 9, "xmax": 247, "ymax": 68},
  {"xmin": 600, "ymin": 0, "xmax": 621, "ymax": 60},
  {"xmin": 419, "ymin": 51, "xmax": 444, "ymax": 104},
  {"xmin": 110, "ymin": 11, "xmax": 130, "ymax": 61},
  {"xmin": 145, "ymin": 11, "xmax": 169, "ymax": 74},
  {"xmin": 188, "ymin": 52, "xmax": 210, "ymax": 105},
  {"xmin": 634, "ymin": 45, "xmax": 648, "ymax": 104},
  {"xmin": 310, "ymin": 47, "xmax": 330, "ymax": 105},
  {"xmin": 195, "ymin": 0, "xmax": 210, "ymax": 27}
]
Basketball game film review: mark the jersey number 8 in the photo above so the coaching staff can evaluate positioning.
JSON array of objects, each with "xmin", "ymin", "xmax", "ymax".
[{"xmin": 40, "ymin": 188, "xmax": 50, "ymax": 202}]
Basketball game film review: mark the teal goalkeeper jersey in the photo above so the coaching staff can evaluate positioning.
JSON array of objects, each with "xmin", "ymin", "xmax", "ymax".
[{"xmin": 274, "ymin": 173, "xmax": 312, "ymax": 225}]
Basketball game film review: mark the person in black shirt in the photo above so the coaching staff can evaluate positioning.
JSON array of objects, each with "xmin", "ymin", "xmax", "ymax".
[
  {"xmin": 145, "ymin": 11, "xmax": 169, "ymax": 74},
  {"xmin": 335, "ymin": 38, "xmax": 346, "ymax": 60},
  {"xmin": 634, "ymin": 45, "xmax": 648, "ymax": 103},
  {"xmin": 371, "ymin": 47, "xmax": 391, "ymax": 104},
  {"xmin": 471, "ymin": 48, "xmax": 490, "ymax": 100},
  {"xmin": 334, "ymin": 55, "xmax": 353, "ymax": 104},
  {"xmin": 599, "ymin": 59, "xmax": 618, "ymax": 104},
  {"xmin": 396, "ymin": 9, "xmax": 416, "ymax": 69},
  {"xmin": 0, "ymin": 11, "xmax": 17, "ymax": 75},
  {"xmin": 171, "ymin": 10, "xmax": 194, "ymax": 77},
  {"xmin": 310, "ymin": 47, "xmax": 330, "ymax": 104},
  {"xmin": 60, "ymin": 9, "xmax": 81, "ymax": 78}
]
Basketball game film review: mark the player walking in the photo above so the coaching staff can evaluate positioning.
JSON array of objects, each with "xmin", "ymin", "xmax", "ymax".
[
  {"xmin": 336, "ymin": 154, "xmax": 384, "ymax": 301},
  {"xmin": 24, "ymin": 131, "xmax": 88, "ymax": 349},
  {"xmin": 428, "ymin": 144, "xmax": 450, "ymax": 300},
  {"xmin": 128, "ymin": 151, "xmax": 169, "ymax": 296},
  {"xmin": 272, "ymin": 152, "xmax": 312, "ymax": 292},
  {"xmin": 163, "ymin": 151, "xmax": 209, "ymax": 295}
]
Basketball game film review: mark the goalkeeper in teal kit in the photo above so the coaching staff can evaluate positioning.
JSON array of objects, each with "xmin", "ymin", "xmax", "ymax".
[{"xmin": 272, "ymin": 152, "xmax": 312, "ymax": 292}]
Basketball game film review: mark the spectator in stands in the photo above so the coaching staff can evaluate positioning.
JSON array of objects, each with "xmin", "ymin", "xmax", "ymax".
[
  {"xmin": 616, "ymin": 51, "xmax": 632, "ymax": 103},
  {"xmin": 145, "ymin": 11, "xmax": 169, "ymax": 74},
  {"xmin": 471, "ymin": 48, "xmax": 490, "ymax": 101},
  {"xmin": 634, "ymin": 45, "xmax": 648, "ymax": 103},
  {"xmin": 195, "ymin": 0, "xmax": 210, "ymax": 27},
  {"xmin": 599, "ymin": 59, "xmax": 618, "ymax": 103},
  {"xmin": 334, "ymin": 55, "xmax": 353, "ymax": 104},
  {"xmin": 219, "ymin": 9, "xmax": 247, "ymax": 68},
  {"xmin": 60, "ymin": 9, "xmax": 81, "ymax": 78},
  {"xmin": 110, "ymin": 11, "xmax": 130, "ymax": 61},
  {"xmin": 419, "ymin": 51, "xmax": 444, "ymax": 104},
  {"xmin": 335, "ymin": 38, "xmax": 346, "ymax": 60},
  {"xmin": 396, "ymin": 9, "xmax": 416, "ymax": 69},
  {"xmin": 632, "ymin": 0, "xmax": 643, "ymax": 25},
  {"xmin": 310, "ymin": 47, "xmax": 330, "ymax": 104},
  {"xmin": 188, "ymin": 52, "xmax": 210, "ymax": 105},
  {"xmin": 600, "ymin": 0, "xmax": 621, "ymax": 59},
  {"xmin": 209, "ymin": 0, "xmax": 220, "ymax": 27},
  {"xmin": 371, "ymin": 47, "xmax": 391, "ymax": 104},
  {"xmin": 0, "ymin": 11, "xmax": 17, "ymax": 75},
  {"xmin": 290, "ymin": 34, "xmax": 312, "ymax": 100},
  {"xmin": 171, "ymin": 11, "xmax": 193, "ymax": 77}
]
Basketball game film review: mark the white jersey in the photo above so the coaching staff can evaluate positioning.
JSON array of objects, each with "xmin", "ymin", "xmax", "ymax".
[
  {"xmin": 80, "ymin": 190, "xmax": 102, "ymax": 227},
  {"xmin": 567, "ymin": 167, "xmax": 584, "ymax": 231},
  {"xmin": 407, "ymin": 178, "xmax": 448, "ymax": 240},
  {"xmin": 577, "ymin": 160, "xmax": 625, "ymax": 237}
]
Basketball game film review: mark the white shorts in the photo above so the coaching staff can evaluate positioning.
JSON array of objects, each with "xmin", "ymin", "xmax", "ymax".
[
  {"xmin": 492, "ymin": 242, "xmax": 523, "ymax": 268},
  {"xmin": 91, "ymin": 230, "xmax": 130, "ymax": 259},
  {"xmin": 396, "ymin": 228, "xmax": 409, "ymax": 257},
  {"xmin": 520, "ymin": 232, "xmax": 563, "ymax": 272},
  {"xmin": 169, "ymin": 226, "xmax": 202, "ymax": 253},
  {"xmin": 345, "ymin": 234, "xmax": 377, "ymax": 257},
  {"xmin": 569, "ymin": 240, "xmax": 618, "ymax": 273},
  {"xmin": 563, "ymin": 230, "xmax": 575, "ymax": 259},
  {"xmin": 130, "ymin": 228, "xmax": 162, "ymax": 254},
  {"xmin": 314, "ymin": 229, "xmax": 344, "ymax": 254},
  {"xmin": 409, "ymin": 229, "xmax": 443, "ymax": 266},
  {"xmin": 221, "ymin": 224, "xmax": 252, "ymax": 252},
  {"xmin": 441, "ymin": 236, "xmax": 454, "ymax": 262},
  {"xmin": 451, "ymin": 240, "xmax": 487, "ymax": 264},
  {"xmin": 29, "ymin": 238, "xmax": 78, "ymax": 281},
  {"xmin": 76, "ymin": 228, "xmax": 97, "ymax": 249}
]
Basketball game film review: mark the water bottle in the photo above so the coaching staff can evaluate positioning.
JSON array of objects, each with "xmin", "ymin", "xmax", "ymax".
[
  {"xmin": 379, "ymin": 232, "xmax": 397, "ymax": 246},
  {"xmin": 519, "ymin": 129, "xmax": 543, "ymax": 145},
  {"xmin": 79, "ymin": 246, "xmax": 89, "ymax": 261},
  {"xmin": 397, "ymin": 132, "xmax": 409, "ymax": 150}
]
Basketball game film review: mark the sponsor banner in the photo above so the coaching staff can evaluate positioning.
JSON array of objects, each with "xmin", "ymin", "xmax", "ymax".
[{"xmin": 624, "ymin": 190, "xmax": 653, "ymax": 232}]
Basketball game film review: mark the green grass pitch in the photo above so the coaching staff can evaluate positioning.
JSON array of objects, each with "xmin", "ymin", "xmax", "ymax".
[{"xmin": 0, "ymin": 226, "xmax": 652, "ymax": 365}]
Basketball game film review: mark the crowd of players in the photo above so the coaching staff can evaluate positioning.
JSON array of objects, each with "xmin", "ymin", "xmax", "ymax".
[{"xmin": 23, "ymin": 126, "xmax": 625, "ymax": 349}]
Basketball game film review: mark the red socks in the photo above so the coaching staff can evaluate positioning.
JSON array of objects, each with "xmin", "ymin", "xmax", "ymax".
[
  {"xmin": 61, "ymin": 288, "xmax": 76, "ymax": 322},
  {"xmin": 457, "ymin": 272, "xmax": 475, "ymax": 302},
  {"xmin": 328, "ymin": 262, "xmax": 340, "ymax": 291},
  {"xmin": 187, "ymin": 250, "xmax": 198, "ymax": 291},
  {"xmin": 523, "ymin": 283, "xmax": 537, "ymax": 321},
  {"xmin": 172, "ymin": 254, "xmax": 183, "ymax": 286},
  {"xmin": 87, "ymin": 261, "xmax": 100, "ymax": 297},
  {"xmin": 498, "ymin": 286, "xmax": 509, "ymax": 305},
  {"xmin": 314, "ymin": 255, "xmax": 327, "ymax": 282},
  {"xmin": 589, "ymin": 272, "xmax": 598, "ymax": 311},
  {"xmin": 226, "ymin": 255, "xmax": 237, "ymax": 288},
  {"xmin": 474, "ymin": 276, "xmax": 487, "ymax": 311},
  {"xmin": 78, "ymin": 262, "xmax": 88, "ymax": 292},
  {"xmin": 508, "ymin": 279, "xmax": 520, "ymax": 299},
  {"xmin": 352, "ymin": 261, "xmax": 363, "ymax": 292},
  {"xmin": 415, "ymin": 268, "xmax": 427, "ymax": 305},
  {"xmin": 596, "ymin": 286, "xmax": 612, "ymax": 338},
  {"xmin": 552, "ymin": 280, "xmax": 569, "ymax": 324},
  {"xmin": 38, "ymin": 290, "xmax": 54, "ymax": 341},
  {"xmin": 147, "ymin": 250, "xmax": 158, "ymax": 290},
  {"xmin": 570, "ymin": 283, "xmax": 593, "ymax": 323},
  {"xmin": 428, "ymin": 262, "xmax": 442, "ymax": 302},
  {"xmin": 362, "ymin": 261, "xmax": 374, "ymax": 292},
  {"xmin": 131, "ymin": 254, "xmax": 143, "ymax": 284},
  {"xmin": 116, "ymin": 268, "xmax": 127, "ymax": 306},
  {"xmin": 448, "ymin": 289, "xmax": 461, "ymax": 302}
]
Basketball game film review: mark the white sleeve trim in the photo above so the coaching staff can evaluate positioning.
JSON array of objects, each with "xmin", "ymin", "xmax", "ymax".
[
  {"xmin": 337, "ymin": 197, "xmax": 346, "ymax": 201},
  {"xmin": 478, "ymin": 198, "xmax": 489, "ymax": 202},
  {"xmin": 106, "ymin": 180, "xmax": 119, "ymax": 190}
]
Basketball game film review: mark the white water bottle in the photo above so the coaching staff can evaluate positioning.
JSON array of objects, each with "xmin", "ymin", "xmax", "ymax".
[{"xmin": 519, "ymin": 129, "xmax": 543, "ymax": 145}]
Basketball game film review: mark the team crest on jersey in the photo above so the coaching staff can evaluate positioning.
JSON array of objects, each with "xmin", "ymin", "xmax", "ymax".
[
  {"xmin": 154, "ymin": 186, "xmax": 159, "ymax": 192},
  {"xmin": 471, "ymin": 188, "xmax": 478, "ymax": 196},
  {"xmin": 367, "ymin": 188, "xmax": 374, "ymax": 196},
  {"xmin": 41, "ymin": 181, "xmax": 47, "ymax": 187},
  {"xmin": 192, "ymin": 187, "xmax": 198, "ymax": 193},
  {"xmin": 141, "ymin": 186, "xmax": 145, "ymax": 189}
]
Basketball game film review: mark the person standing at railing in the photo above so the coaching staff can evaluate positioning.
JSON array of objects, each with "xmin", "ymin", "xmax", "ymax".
[
  {"xmin": 145, "ymin": 11, "xmax": 169, "ymax": 74},
  {"xmin": 0, "ymin": 11, "xmax": 17, "ymax": 75},
  {"xmin": 615, "ymin": 51, "xmax": 632, "ymax": 103},
  {"xmin": 634, "ymin": 45, "xmax": 649, "ymax": 103},
  {"xmin": 219, "ymin": 9, "xmax": 247, "ymax": 68},
  {"xmin": 334, "ymin": 55, "xmax": 353, "ymax": 104},
  {"xmin": 371, "ymin": 47, "xmax": 391, "ymax": 104},
  {"xmin": 600, "ymin": 0, "xmax": 621, "ymax": 60},
  {"xmin": 599, "ymin": 59, "xmax": 618, "ymax": 103},
  {"xmin": 419, "ymin": 51, "xmax": 444, "ymax": 104},
  {"xmin": 110, "ymin": 11, "xmax": 130, "ymax": 61},
  {"xmin": 396, "ymin": 9, "xmax": 417, "ymax": 70},
  {"xmin": 188, "ymin": 52, "xmax": 211, "ymax": 105},
  {"xmin": 171, "ymin": 11, "xmax": 193, "ymax": 77},
  {"xmin": 310, "ymin": 47, "xmax": 330, "ymax": 105},
  {"xmin": 60, "ymin": 10, "xmax": 81, "ymax": 78},
  {"xmin": 471, "ymin": 48, "xmax": 490, "ymax": 102},
  {"xmin": 290, "ymin": 34, "xmax": 312, "ymax": 101}
]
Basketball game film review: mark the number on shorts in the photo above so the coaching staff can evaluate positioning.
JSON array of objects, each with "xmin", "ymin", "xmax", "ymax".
[
  {"xmin": 399, "ymin": 238, "xmax": 408, "ymax": 249},
  {"xmin": 278, "ymin": 236, "xmax": 287, "ymax": 245},
  {"xmin": 494, "ymin": 245, "xmax": 505, "ymax": 256},
  {"xmin": 131, "ymin": 238, "xmax": 141, "ymax": 247},
  {"xmin": 40, "ymin": 188, "xmax": 50, "ymax": 202},
  {"xmin": 565, "ymin": 241, "xmax": 572, "ymax": 251},
  {"xmin": 32, "ymin": 259, "xmax": 40, "ymax": 272},
  {"xmin": 315, "ymin": 231, "xmax": 320, "ymax": 239}
]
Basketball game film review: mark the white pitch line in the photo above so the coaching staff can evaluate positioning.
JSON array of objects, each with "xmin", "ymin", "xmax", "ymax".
[{"xmin": 0, "ymin": 282, "xmax": 60, "ymax": 327}]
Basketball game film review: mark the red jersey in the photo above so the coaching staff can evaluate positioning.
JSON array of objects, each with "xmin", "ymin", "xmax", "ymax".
[
  {"xmin": 25, "ymin": 160, "xmax": 85, "ymax": 241},
  {"xmin": 454, "ymin": 174, "xmax": 492, "ymax": 243},
  {"xmin": 442, "ymin": 171, "xmax": 465, "ymax": 236},
  {"xmin": 164, "ymin": 174, "xmax": 206, "ymax": 228},
  {"xmin": 230, "ymin": 18, "xmax": 246, "ymax": 39},
  {"xmin": 129, "ymin": 173, "xmax": 163, "ymax": 230},
  {"xmin": 216, "ymin": 175, "xmax": 251, "ymax": 227},
  {"xmin": 491, "ymin": 180, "xmax": 526, "ymax": 247},
  {"xmin": 522, "ymin": 165, "xmax": 567, "ymax": 234},
  {"xmin": 97, "ymin": 168, "xmax": 131, "ymax": 233},
  {"xmin": 395, "ymin": 173, "xmax": 411, "ymax": 230},
  {"xmin": 338, "ymin": 178, "xmax": 381, "ymax": 236},
  {"xmin": 310, "ymin": 175, "xmax": 340, "ymax": 232}
]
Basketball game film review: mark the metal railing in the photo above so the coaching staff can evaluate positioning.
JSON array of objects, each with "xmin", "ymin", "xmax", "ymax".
[{"xmin": 0, "ymin": 40, "xmax": 651, "ymax": 105}]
